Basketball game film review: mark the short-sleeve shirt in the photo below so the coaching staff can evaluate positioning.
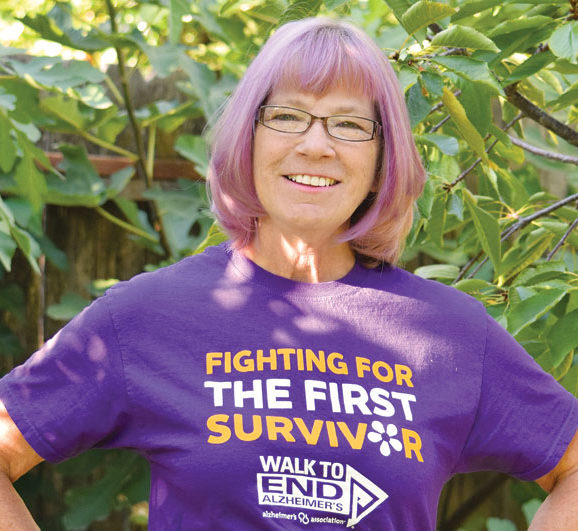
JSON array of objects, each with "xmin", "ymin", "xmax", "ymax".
[{"xmin": 1, "ymin": 243, "xmax": 577, "ymax": 529}]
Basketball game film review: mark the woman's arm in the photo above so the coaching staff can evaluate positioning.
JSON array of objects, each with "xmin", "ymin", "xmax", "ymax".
[
  {"xmin": 0, "ymin": 401, "xmax": 43, "ymax": 530},
  {"xmin": 531, "ymin": 427, "xmax": 578, "ymax": 530}
]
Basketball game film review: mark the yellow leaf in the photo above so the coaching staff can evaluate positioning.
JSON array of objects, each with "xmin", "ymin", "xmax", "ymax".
[{"xmin": 442, "ymin": 87, "xmax": 488, "ymax": 163}]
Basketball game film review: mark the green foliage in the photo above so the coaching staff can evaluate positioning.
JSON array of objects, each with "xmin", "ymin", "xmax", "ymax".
[{"xmin": 0, "ymin": 0, "xmax": 577, "ymax": 528}]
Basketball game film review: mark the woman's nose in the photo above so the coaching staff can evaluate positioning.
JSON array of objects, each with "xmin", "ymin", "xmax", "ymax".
[{"xmin": 296, "ymin": 119, "xmax": 336, "ymax": 158}]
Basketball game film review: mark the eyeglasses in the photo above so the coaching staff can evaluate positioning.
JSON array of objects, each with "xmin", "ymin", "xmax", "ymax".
[{"xmin": 257, "ymin": 105, "xmax": 381, "ymax": 142}]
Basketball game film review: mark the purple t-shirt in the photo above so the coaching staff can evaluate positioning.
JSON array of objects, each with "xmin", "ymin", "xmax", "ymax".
[{"xmin": 1, "ymin": 243, "xmax": 577, "ymax": 529}]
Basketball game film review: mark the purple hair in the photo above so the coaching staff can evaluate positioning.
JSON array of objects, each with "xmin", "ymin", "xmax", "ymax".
[{"xmin": 208, "ymin": 17, "xmax": 426, "ymax": 266}]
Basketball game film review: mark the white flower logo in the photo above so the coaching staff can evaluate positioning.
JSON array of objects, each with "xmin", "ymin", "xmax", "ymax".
[{"xmin": 367, "ymin": 421, "xmax": 403, "ymax": 457}]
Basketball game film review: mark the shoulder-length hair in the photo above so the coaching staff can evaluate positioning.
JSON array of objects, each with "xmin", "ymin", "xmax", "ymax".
[{"xmin": 208, "ymin": 17, "xmax": 425, "ymax": 266}]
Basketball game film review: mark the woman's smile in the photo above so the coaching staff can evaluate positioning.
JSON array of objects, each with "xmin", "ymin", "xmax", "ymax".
[{"xmin": 283, "ymin": 174, "xmax": 339, "ymax": 188}]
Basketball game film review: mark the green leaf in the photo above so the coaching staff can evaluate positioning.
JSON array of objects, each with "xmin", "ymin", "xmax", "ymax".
[
  {"xmin": 174, "ymin": 134, "xmax": 209, "ymax": 178},
  {"xmin": 19, "ymin": 5, "xmax": 108, "ymax": 52},
  {"xmin": 414, "ymin": 264, "xmax": 459, "ymax": 280},
  {"xmin": 0, "ymin": 114, "xmax": 17, "ymax": 173},
  {"xmin": 112, "ymin": 197, "xmax": 159, "ymax": 246},
  {"xmin": 278, "ymin": 0, "xmax": 322, "ymax": 25},
  {"xmin": 144, "ymin": 181, "xmax": 212, "ymax": 256},
  {"xmin": 427, "ymin": 191, "xmax": 447, "ymax": 247},
  {"xmin": 511, "ymin": 261, "xmax": 567, "ymax": 287},
  {"xmin": 488, "ymin": 16, "xmax": 556, "ymax": 38},
  {"xmin": 219, "ymin": 0, "xmax": 243, "ymax": 15},
  {"xmin": 383, "ymin": 0, "xmax": 413, "ymax": 24},
  {"xmin": 507, "ymin": 289, "xmax": 566, "ymax": 336},
  {"xmin": 0, "ymin": 322, "xmax": 21, "ymax": 357},
  {"xmin": 416, "ymin": 178, "xmax": 435, "ymax": 219},
  {"xmin": 552, "ymin": 58, "xmax": 578, "ymax": 74},
  {"xmin": 452, "ymin": 0, "xmax": 502, "ymax": 22},
  {"xmin": 401, "ymin": 1, "xmax": 456, "ymax": 37},
  {"xmin": 106, "ymin": 167, "xmax": 135, "ymax": 199},
  {"xmin": 415, "ymin": 133, "xmax": 459, "ymax": 155},
  {"xmin": 11, "ymin": 119, "xmax": 41, "ymax": 143},
  {"xmin": 89, "ymin": 279, "xmax": 119, "ymax": 298},
  {"xmin": 192, "ymin": 221, "xmax": 228, "ymax": 255},
  {"xmin": 522, "ymin": 499, "xmax": 542, "ymax": 526},
  {"xmin": 0, "ymin": 90, "xmax": 16, "ymax": 112},
  {"xmin": 442, "ymin": 88, "xmax": 488, "ymax": 162},
  {"xmin": 561, "ymin": 363, "xmax": 578, "ymax": 396},
  {"xmin": 169, "ymin": 0, "xmax": 189, "ymax": 44},
  {"xmin": 498, "ymin": 232, "xmax": 553, "ymax": 285},
  {"xmin": 324, "ymin": 0, "xmax": 350, "ymax": 9},
  {"xmin": 14, "ymin": 153, "xmax": 47, "ymax": 213},
  {"xmin": 503, "ymin": 50, "xmax": 557, "ymax": 85},
  {"xmin": 547, "ymin": 81, "xmax": 578, "ymax": 110},
  {"xmin": 430, "ymin": 25, "xmax": 500, "ymax": 52},
  {"xmin": 432, "ymin": 56, "xmax": 503, "ymax": 95},
  {"xmin": 0, "ymin": 196, "xmax": 15, "ymax": 226},
  {"xmin": 549, "ymin": 349, "xmax": 574, "ymax": 381},
  {"xmin": 486, "ymin": 517, "xmax": 517, "ymax": 531},
  {"xmin": 447, "ymin": 191, "xmax": 464, "ymax": 221},
  {"xmin": 0, "ymin": 230, "xmax": 17, "ymax": 272},
  {"xmin": 406, "ymin": 82, "xmax": 431, "ymax": 128},
  {"xmin": 535, "ymin": 220, "xmax": 578, "ymax": 248},
  {"xmin": 45, "ymin": 145, "xmax": 107, "ymax": 207},
  {"xmin": 548, "ymin": 21, "xmax": 578, "ymax": 62},
  {"xmin": 0, "ymin": 46, "xmax": 26, "ymax": 57},
  {"xmin": 178, "ymin": 54, "xmax": 218, "ymax": 117},
  {"xmin": 12, "ymin": 59, "xmax": 105, "ymax": 92},
  {"xmin": 488, "ymin": 124, "xmax": 511, "ymax": 146},
  {"xmin": 463, "ymin": 190, "xmax": 501, "ymax": 271},
  {"xmin": 140, "ymin": 42, "xmax": 182, "ymax": 78},
  {"xmin": 460, "ymin": 82, "xmax": 492, "ymax": 137},
  {"xmin": 46, "ymin": 292, "xmax": 90, "ymax": 321},
  {"xmin": 492, "ymin": 140, "xmax": 525, "ymax": 166},
  {"xmin": 0, "ymin": 284, "xmax": 25, "ymax": 322},
  {"xmin": 454, "ymin": 278, "xmax": 496, "ymax": 294},
  {"xmin": 73, "ymin": 84, "xmax": 113, "ymax": 110},
  {"xmin": 37, "ymin": 233, "xmax": 69, "ymax": 271},
  {"xmin": 63, "ymin": 453, "xmax": 140, "ymax": 528},
  {"xmin": 421, "ymin": 70, "xmax": 444, "ymax": 98},
  {"xmin": 546, "ymin": 308, "xmax": 578, "ymax": 366},
  {"xmin": 40, "ymin": 94, "xmax": 87, "ymax": 130},
  {"xmin": 10, "ymin": 226, "xmax": 40, "ymax": 274}
]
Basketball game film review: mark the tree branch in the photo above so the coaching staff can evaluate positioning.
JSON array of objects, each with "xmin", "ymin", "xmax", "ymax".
[
  {"xmin": 446, "ymin": 114, "xmax": 523, "ymax": 189},
  {"xmin": 504, "ymin": 84, "xmax": 578, "ymax": 147},
  {"xmin": 95, "ymin": 207, "xmax": 159, "ymax": 243},
  {"xmin": 459, "ymin": 192, "xmax": 578, "ymax": 280},
  {"xmin": 508, "ymin": 135, "xmax": 578, "ymax": 165},
  {"xmin": 502, "ymin": 192, "xmax": 578, "ymax": 240},
  {"xmin": 454, "ymin": 249, "xmax": 484, "ymax": 282},
  {"xmin": 105, "ymin": 0, "xmax": 171, "ymax": 257},
  {"xmin": 430, "ymin": 115, "xmax": 450, "ymax": 133},
  {"xmin": 546, "ymin": 215, "xmax": 578, "ymax": 261},
  {"xmin": 105, "ymin": 0, "xmax": 150, "ymax": 186}
]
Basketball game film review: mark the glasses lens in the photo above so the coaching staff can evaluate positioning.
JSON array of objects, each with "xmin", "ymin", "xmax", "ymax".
[
  {"xmin": 261, "ymin": 107, "xmax": 310, "ymax": 133},
  {"xmin": 327, "ymin": 116, "xmax": 374, "ymax": 141}
]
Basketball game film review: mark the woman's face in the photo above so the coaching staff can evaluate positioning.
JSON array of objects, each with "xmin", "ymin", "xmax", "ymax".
[{"xmin": 252, "ymin": 85, "xmax": 380, "ymax": 243}]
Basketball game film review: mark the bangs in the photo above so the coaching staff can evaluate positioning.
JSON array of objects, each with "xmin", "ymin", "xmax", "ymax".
[{"xmin": 270, "ymin": 27, "xmax": 378, "ymax": 99}]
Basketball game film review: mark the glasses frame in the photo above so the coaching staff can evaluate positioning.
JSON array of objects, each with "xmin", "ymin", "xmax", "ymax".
[{"xmin": 256, "ymin": 105, "xmax": 382, "ymax": 142}]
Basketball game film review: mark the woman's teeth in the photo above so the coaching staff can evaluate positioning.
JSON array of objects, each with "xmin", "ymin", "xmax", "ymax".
[{"xmin": 286, "ymin": 174, "xmax": 337, "ymax": 187}]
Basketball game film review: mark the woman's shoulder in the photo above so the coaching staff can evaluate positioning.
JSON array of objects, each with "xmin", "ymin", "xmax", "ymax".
[
  {"xmin": 103, "ymin": 242, "xmax": 231, "ymax": 305},
  {"xmin": 365, "ymin": 263, "xmax": 485, "ymax": 316}
]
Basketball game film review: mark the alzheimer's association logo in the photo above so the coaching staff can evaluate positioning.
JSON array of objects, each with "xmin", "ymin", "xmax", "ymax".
[{"xmin": 257, "ymin": 455, "xmax": 388, "ymax": 527}]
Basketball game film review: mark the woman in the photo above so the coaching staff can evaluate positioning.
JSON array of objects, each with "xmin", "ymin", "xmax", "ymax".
[{"xmin": 1, "ymin": 18, "xmax": 577, "ymax": 530}]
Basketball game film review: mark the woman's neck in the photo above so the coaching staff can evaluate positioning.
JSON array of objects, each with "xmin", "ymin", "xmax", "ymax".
[{"xmin": 242, "ymin": 225, "xmax": 355, "ymax": 283}]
